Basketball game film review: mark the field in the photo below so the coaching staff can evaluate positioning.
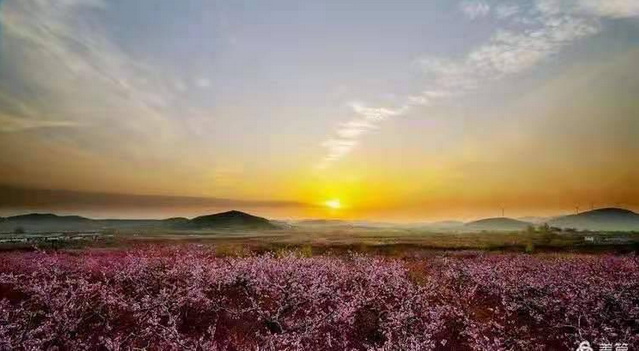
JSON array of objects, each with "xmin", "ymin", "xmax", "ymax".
[
  {"xmin": 0, "ymin": 244, "xmax": 637, "ymax": 350},
  {"xmin": 2, "ymin": 226, "xmax": 637, "ymax": 255}
]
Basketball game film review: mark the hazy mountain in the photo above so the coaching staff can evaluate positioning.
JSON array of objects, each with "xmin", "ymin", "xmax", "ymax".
[
  {"xmin": 0, "ymin": 214, "xmax": 165, "ymax": 233},
  {"xmin": 4, "ymin": 208, "xmax": 637, "ymax": 234},
  {"xmin": 548, "ymin": 208, "xmax": 639, "ymax": 231},
  {"xmin": 0, "ymin": 210, "xmax": 278, "ymax": 233},
  {"xmin": 464, "ymin": 217, "xmax": 532, "ymax": 231},
  {"xmin": 426, "ymin": 220, "xmax": 465, "ymax": 229},
  {"xmin": 0, "ymin": 213, "xmax": 96, "ymax": 232},
  {"xmin": 293, "ymin": 219, "xmax": 402, "ymax": 230},
  {"xmin": 270, "ymin": 220, "xmax": 294, "ymax": 229},
  {"xmin": 161, "ymin": 217, "xmax": 191, "ymax": 228},
  {"xmin": 296, "ymin": 219, "xmax": 348, "ymax": 226},
  {"xmin": 517, "ymin": 216, "xmax": 550, "ymax": 224},
  {"xmin": 190, "ymin": 210, "xmax": 277, "ymax": 230},
  {"xmin": 7, "ymin": 213, "xmax": 91, "ymax": 222}
]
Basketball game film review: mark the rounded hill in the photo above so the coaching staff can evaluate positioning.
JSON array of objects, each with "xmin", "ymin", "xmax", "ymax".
[{"xmin": 190, "ymin": 210, "xmax": 276, "ymax": 230}]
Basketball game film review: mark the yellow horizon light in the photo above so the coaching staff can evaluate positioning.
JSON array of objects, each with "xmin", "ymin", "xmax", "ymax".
[{"xmin": 324, "ymin": 199, "xmax": 342, "ymax": 210}]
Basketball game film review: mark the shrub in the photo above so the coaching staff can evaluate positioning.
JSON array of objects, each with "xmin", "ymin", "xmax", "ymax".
[{"xmin": 525, "ymin": 242, "xmax": 535, "ymax": 253}]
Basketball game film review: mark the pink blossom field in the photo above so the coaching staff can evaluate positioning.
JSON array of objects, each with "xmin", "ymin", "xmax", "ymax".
[{"xmin": 0, "ymin": 247, "xmax": 637, "ymax": 350}]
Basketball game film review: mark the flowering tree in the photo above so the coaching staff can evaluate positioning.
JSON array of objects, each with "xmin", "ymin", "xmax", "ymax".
[{"xmin": 0, "ymin": 247, "xmax": 636, "ymax": 350}]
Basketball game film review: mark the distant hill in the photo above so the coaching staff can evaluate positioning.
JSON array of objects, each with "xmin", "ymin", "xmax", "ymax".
[
  {"xmin": 293, "ymin": 219, "xmax": 402, "ymax": 230},
  {"xmin": 296, "ymin": 219, "xmax": 347, "ymax": 226},
  {"xmin": 465, "ymin": 217, "xmax": 531, "ymax": 231},
  {"xmin": 548, "ymin": 208, "xmax": 639, "ymax": 231},
  {"xmin": 0, "ymin": 210, "xmax": 277, "ymax": 233},
  {"xmin": 270, "ymin": 220, "xmax": 294, "ymax": 229},
  {"xmin": 517, "ymin": 216, "xmax": 550, "ymax": 224},
  {"xmin": 161, "ymin": 217, "xmax": 191, "ymax": 228},
  {"xmin": 431, "ymin": 220, "xmax": 465, "ymax": 226},
  {"xmin": 426, "ymin": 220, "xmax": 465, "ymax": 229},
  {"xmin": 0, "ymin": 213, "xmax": 164, "ymax": 233},
  {"xmin": 8, "ymin": 213, "xmax": 91, "ymax": 222},
  {"xmin": 0, "ymin": 213, "xmax": 96, "ymax": 232},
  {"xmin": 190, "ymin": 210, "xmax": 276, "ymax": 230}
]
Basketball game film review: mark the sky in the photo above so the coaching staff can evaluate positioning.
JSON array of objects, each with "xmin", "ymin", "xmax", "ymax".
[{"xmin": 0, "ymin": 0, "xmax": 638, "ymax": 221}]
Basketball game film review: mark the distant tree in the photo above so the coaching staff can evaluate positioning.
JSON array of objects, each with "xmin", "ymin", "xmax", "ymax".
[
  {"xmin": 524, "ymin": 242, "xmax": 535, "ymax": 254},
  {"xmin": 538, "ymin": 223, "xmax": 554, "ymax": 245},
  {"xmin": 13, "ymin": 226, "xmax": 26, "ymax": 234},
  {"xmin": 526, "ymin": 225, "xmax": 536, "ymax": 234},
  {"xmin": 101, "ymin": 228, "xmax": 116, "ymax": 235}
]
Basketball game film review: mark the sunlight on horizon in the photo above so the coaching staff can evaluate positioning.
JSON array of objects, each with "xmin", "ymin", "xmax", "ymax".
[{"xmin": 324, "ymin": 199, "xmax": 342, "ymax": 210}]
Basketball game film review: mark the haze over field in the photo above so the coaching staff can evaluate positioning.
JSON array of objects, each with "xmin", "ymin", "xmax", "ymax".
[{"xmin": 1, "ymin": 0, "xmax": 638, "ymax": 221}]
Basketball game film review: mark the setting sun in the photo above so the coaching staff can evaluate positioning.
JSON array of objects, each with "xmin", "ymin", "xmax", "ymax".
[{"xmin": 324, "ymin": 199, "xmax": 342, "ymax": 210}]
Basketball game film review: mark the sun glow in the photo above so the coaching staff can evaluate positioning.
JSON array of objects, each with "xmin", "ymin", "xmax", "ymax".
[{"xmin": 324, "ymin": 199, "xmax": 342, "ymax": 210}]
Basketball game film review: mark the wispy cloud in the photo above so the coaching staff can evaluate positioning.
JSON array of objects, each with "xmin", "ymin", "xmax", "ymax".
[
  {"xmin": 495, "ymin": 4, "xmax": 520, "ymax": 19},
  {"xmin": 195, "ymin": 78, "xmax": 211, "ymax": 89},
  {"xmin": 0, "ymin": 114, "xmax": 80, "ymax": 132},
  {"xmin": 459, "ymin": 1, "xmax": 491, "ymax": 19},
  {"xmin": 316, "ymin": 0, "xmax": 636, "ymax": 169},
  {"xmin": 0, "ymin": 92, "xmax": 81, "ymax": 132},
  {"xmin": 0, "ymin": 184, "xmax": 310, "ymax": 213},
  {"xmin": 537, "ymin": 0, "xmax": 639, "ymax": 19},
  {"xmin": 580, "ymin": 1, "xmax": 639, "ymax": 18},
  {"xmin": 415, "ymin": 18, "xmax": 600, "ymax": 90},
  {"xmin": 317, "ymin": 102, "xmax": 408, "ymax": 169},
  {"xmin": 0, "ymin": 0, "xmax": 187, "ymax": 142}
]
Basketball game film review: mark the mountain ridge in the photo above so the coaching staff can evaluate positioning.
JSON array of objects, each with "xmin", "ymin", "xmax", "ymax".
[
  {"xmin": 464, "ymin": 217, "xmax": 532, "ymax": 231},
  {"xmin": 189, "ymin": 210, "xmax": 276, "ymax": 229},
  {"xmin": 548, "ymin": 207, "xmax": 639, "ymax": 231},
  {"xmin": 0, "ymin": 210, "xmax": 278, "ymax": 233},
  {"xmin": 2, "ymin": 207, "xmax": 639, "ymax": 233}
]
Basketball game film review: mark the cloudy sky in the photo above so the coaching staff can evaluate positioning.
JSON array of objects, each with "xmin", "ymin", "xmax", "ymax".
[{"xmin": 0, "ymin": 0, "xmax": 638, "ymax": 220}]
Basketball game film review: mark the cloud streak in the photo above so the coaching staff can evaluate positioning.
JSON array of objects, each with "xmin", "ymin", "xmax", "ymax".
[
  {"xmin": 0, "ymin": 0, "xmax": 240, "ymax": 188},
  {"xmin": 0, "ymin": 91, "xmax": 81, "ymax": 132},
  {"xmin": 0, "ymin": 114, "xmax": 80, "ymax": 132},
  {"xmin": 0, "ymin": 0, "xmax": 192, "ymax": 143},
  {"xmin": 0, "ymin": 184, "xmax": 309, "ymax": 212},
  {"xmin": 459, "ymin": 1, "xmax": 491, "ymax": 19},
  {"xmin": 317, "ymin": 102, "xmax": 408, "ymax": 169},
  {"xmin": 317, "ymin": 0, "xmax": 638, "ymax": 169},
  {"xmin": 537, "ymin": 0, "xmax": 639, "ymax": 19}
]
